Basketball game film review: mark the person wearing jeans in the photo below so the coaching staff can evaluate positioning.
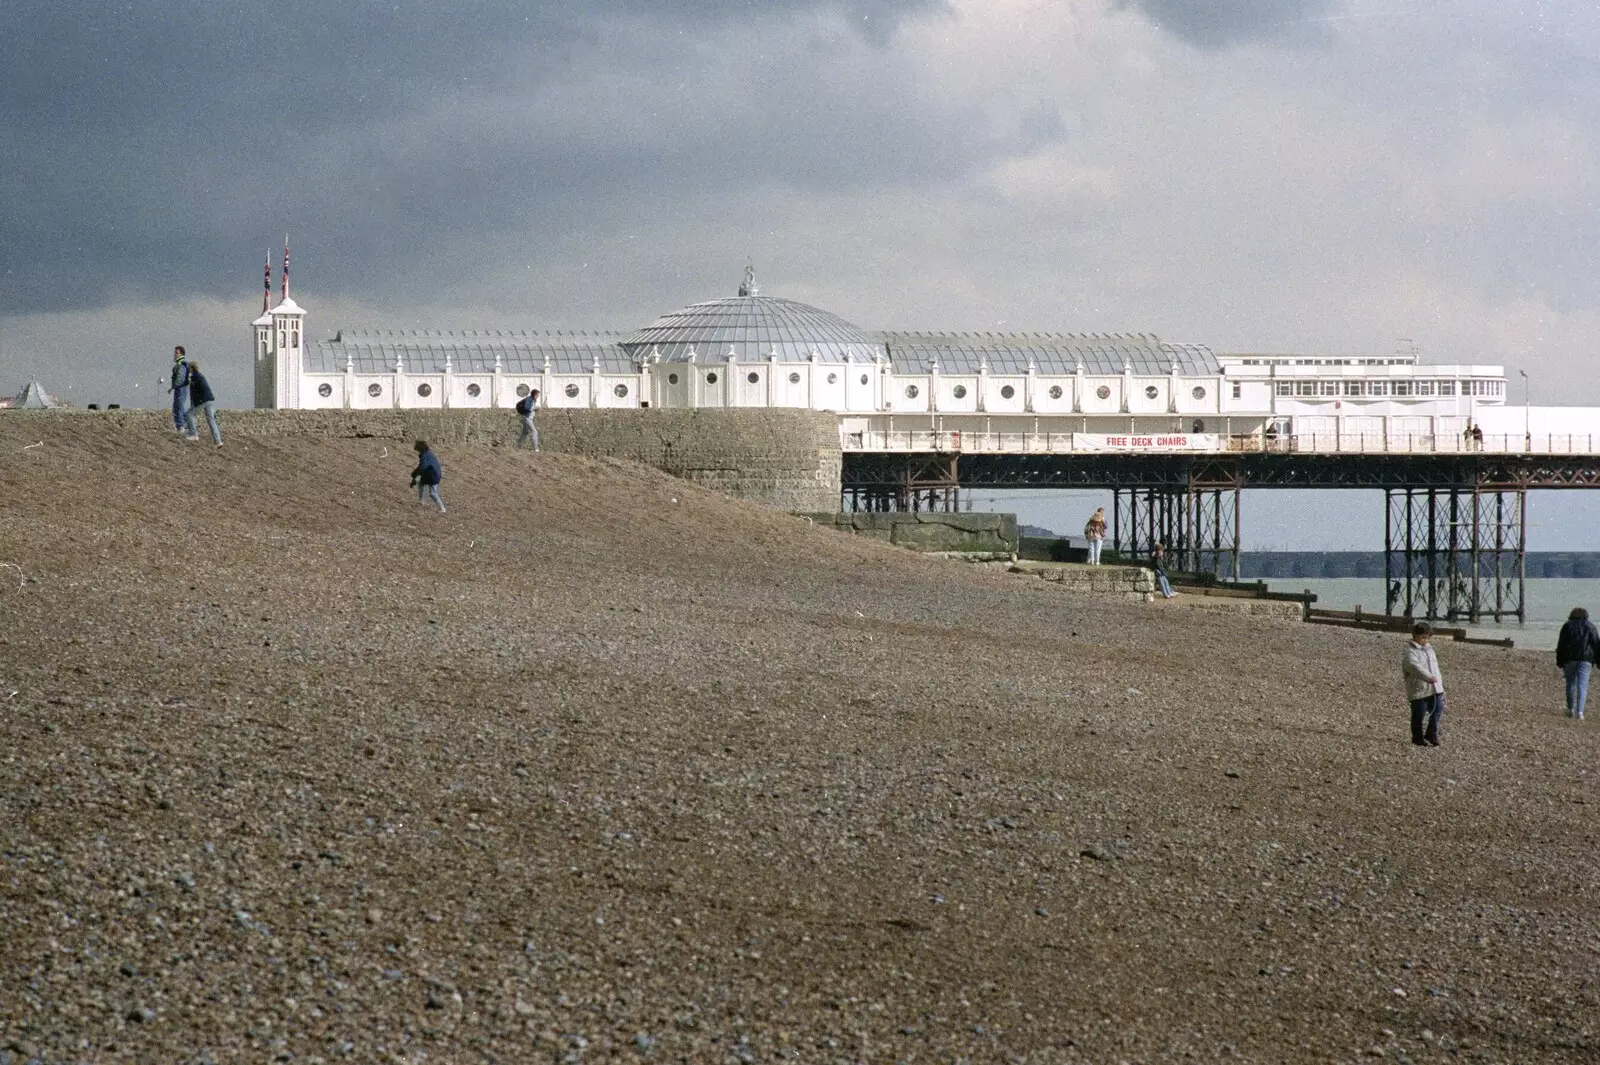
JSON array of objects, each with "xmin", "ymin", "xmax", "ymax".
[
  {"xmin": 1152, "ymin": 541, "xmax": 1176, "ymax": 599},
  {"xmin": 410, "ymin": 440, "xmax": 446, "ymax": 513},
  {"xmin": 1083, "ymin": 507, "xmax": 1107, "ymax": 565},
  {"xmin": 183, "ymin": 359, "xmax": 223, "ymax": 446},
  {"xmin": 515, "ymin": 389, "xmax": 541, "ymax": 451},
  {"xmin": 1402, "ymin": 622, "xmax": 1445, "ymax": 746},
  {"xmin": 168, "ymin": 346, "xmax": 190, "ymax": 433},
  {"xmin": 1555, "ymin": 606, "xmax": 1599, "ymax": 720}
]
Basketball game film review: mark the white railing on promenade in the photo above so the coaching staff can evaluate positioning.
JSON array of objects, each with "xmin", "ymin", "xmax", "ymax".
[{"xmin": 841, "ymin": 430, "xmax": 1600, "ymax": 457}]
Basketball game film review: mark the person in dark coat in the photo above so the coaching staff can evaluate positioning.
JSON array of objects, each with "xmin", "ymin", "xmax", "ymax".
[
  {"xmin": 515, "ymin": 389, "xmax": 541, "ymax": 451},
  {"xmin": 183, "ymin": 359, "xmax": 222, "ymax": 446},
  {"xmin": 1555, "ymin": 607, "xmax": 1600, "ymax": 720},
  {"xmin": 410, "ymin": 440, "xmax": 445, "ymax": 513}
]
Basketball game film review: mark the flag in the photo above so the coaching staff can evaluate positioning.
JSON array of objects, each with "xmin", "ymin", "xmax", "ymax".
[
  {"xmin": 263, "ymin": 249, "xmax": 271, "ymax": 312},
  {"xmin": 282, "ymin": 238, "xmax": 290, "ymax": 300}
]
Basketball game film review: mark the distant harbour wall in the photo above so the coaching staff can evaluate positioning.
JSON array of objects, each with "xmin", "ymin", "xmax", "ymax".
[
  {"xmin": 1241, "ymin": 551, "xmax": 1600, "ymax": 580},
  {"xmin": 5, "ymin": 408, "xmax": 844, "ymax": 512}
]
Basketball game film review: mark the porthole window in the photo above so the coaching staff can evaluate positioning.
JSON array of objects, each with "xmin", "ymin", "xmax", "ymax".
[
  {"xmin": 706, "ymin": 372, "xmax": 719, "ymax": 384},
  {"xmin": 564, "ymin": 383, "xmax": 580, "ymax": 398},
  {"xmin": 1000, "ymin": 385, "xmax": 1016, "ymax": 400},
  {"xmin": 515, "ymin": 383, "xmax": 531, "ymax": 398},
  {"xmin": 747, "ymin": 371, "xmax": 760, "ymax": 384},
  {"xmin": 788, "ymin": 372, "xmax": 801, "ymax": 384},
  {"xmin": 466, "ymin": 383, "xmax": 481, "ymax": 398},
  {"xmin": 1096, "ymin": 385, "xmax": 1111, "ymax": 400},
  {"xmin": 1048, "ymin": 385, "xmax": 1063, "ymax": 399},
  {"xmin": 367, "ymin": 383, "xmax": 383, "ymax": 397},
  {"xmin": 859, "ymin": 374, "xmax": 869, "ymax": 386},
  {"xmin": 905, "ymin": 385, "xmax": 920, "ymax": 399},
  {"xmin": 1192, "ymin": 386, "xmax": 1207, "ymax": 400},
  {"xmin": 317, "ymin": 382, "xmax": 332, "ymax": 398},
  {"xmin": 952, "ymin": 385, "xmax": 967, "ymax": 399},
  {"xmin": 827, "ymin": 373, "xmax": 838, "ymax": 385},
  {"xmin": 668, "ymin": 373, "xmax": 679, "ymax": 385},
  {"xmin": 417, "ymin": 383, "xmax": 433, "ymax": 398},
  {"xmin": 613, "ymin": 383, "xmax": 629, "ymax": 398},
  {"xmin": 1144, "ymin": 385, "xmax": 1160, "ymax": 399}
]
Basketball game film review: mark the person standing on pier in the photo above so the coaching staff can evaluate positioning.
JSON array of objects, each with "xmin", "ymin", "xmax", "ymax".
[
  {"xmin": 1555, "ymin": 607, "xmax": 1599, "ymax": 721},
  {"xmin": 1402, "ymin": 622, "xmax": 1445, "ymax": 747},
  {"xmin": 1083, "ymin": 507, "xmax": 1107, "ymax": 565}
]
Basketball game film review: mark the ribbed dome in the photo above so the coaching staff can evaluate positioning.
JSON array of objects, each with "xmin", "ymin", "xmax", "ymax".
[{"xmin": 621, "ymin": 294, "xmax": 884, "ymax": 365}]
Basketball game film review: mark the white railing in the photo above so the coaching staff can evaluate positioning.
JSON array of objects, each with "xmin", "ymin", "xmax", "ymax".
[{"xmin": 841, "ymin": 430, "xmax": 1600, "ymax": 456}]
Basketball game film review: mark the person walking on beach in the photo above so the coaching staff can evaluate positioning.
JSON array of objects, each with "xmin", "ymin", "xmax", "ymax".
[
  {"xmin": 167, "ymin": 346, "xmax": 191, "ymax": 434},
  {"xmin": 1151, "ymin": 541, "xmax": 1176, "ymax": 599},
  {"xmin": 183, "ymin": 359, "xmax": 223, "ymax": 446},
  {"xmin": 515, "ymin": 389, "xmax": 541, "ymax": 451},
  {"xmin": 410, "ymin": 440, "xmax": 445, "ymax": 513},
  {"xmin": 1402, "ymin": 622, "xmax": 1445, "ymax": 747},
  {"xmin": 1555, "ymin": 607, "xmax": 1600, "ymax": 720},
  {"xmin": 1083, "ymin": 507, "xmax": 1107, "ymax": 565}
]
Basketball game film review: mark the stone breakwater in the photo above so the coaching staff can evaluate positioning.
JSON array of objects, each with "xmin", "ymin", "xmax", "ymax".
[
  {"xmin": 5, "ymin": 408, "xmax": 843, "ymax": 512},
  {"xmin": 804, "ymin": 511, "xmax": 1019, "ymax": 559}
]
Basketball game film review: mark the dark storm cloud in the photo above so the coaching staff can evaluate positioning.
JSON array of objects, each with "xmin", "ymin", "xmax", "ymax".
[
  {"xmin": 0, "ymin": 0, "xmax": 946, "ymax": 315},
  {"xmin": 1112, "ymin": 0, "xmax": 1342, "ymax": 48}
]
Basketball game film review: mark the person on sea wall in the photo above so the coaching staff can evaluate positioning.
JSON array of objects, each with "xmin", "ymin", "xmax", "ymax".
[
  {"xmin": 1402, "ymin": 622, "xmax": 1445, "ymax": 747},
  {"xmin": 183, "ymin": 359, "xmax": 223, "ymax": 447},
  {"xmin": 1555, "ymin": 607, "xmax": 1599, "ymax": 721},
  {"xmin": 515, "ymin": 388, "xmax": 541, "ymax": 451},
  {"xmin": 167, "ymin": 346, "xmax": 190, "ymax": 435},
  {"xmin": 410, "ymin": 440, "xmax": 446, "ymax": 513},
  {"xmin": 1151, "ymin": 541, "xmax": 1176, "ymax": 599},
  {"xmin": 1083, "ymin": 507, "xmax": 1107, "ymax": 565}
]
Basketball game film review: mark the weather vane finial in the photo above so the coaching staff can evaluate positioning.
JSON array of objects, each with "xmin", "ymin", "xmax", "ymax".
[{"xmin": 738, "ymin": 263, "xmax": 759, "ymax": 297}]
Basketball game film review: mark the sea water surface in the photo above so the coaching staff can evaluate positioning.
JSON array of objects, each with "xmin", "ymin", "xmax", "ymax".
[{"xmin": 1251, "ymin": 577, "xmax": 1600, "ymax": 650}]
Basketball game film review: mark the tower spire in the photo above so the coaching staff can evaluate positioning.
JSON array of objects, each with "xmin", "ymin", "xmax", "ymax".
[{"xmin": 282, "ymin": 235, "xmax": 290, "ymax": 301}]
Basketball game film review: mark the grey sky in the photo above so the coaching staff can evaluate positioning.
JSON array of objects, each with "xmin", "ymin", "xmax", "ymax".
[{"xmin": 3, "ymin": 0, "xmax": 1599, "ymax": 547}]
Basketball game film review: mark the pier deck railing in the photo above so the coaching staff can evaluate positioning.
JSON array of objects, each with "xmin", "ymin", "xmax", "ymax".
[{"xmin": 842, "ymin": 430, "xmax": 1600, "ymax": 456}]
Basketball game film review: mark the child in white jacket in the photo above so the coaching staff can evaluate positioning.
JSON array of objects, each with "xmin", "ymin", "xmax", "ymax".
[{"xmin": 1402, "ymin": 622, "xmax": 1444, "ymax": 747}]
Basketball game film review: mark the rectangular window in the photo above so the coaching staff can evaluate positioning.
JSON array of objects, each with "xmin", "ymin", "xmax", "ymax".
[
  {"xmin": 1320, "ymin": 381, "xmax": 1339, "ymax": 396},
  {"xmin": 1231, "ymin": 381, "xmax": 1242, "ymax": 399},
  {"xmin": 1368, "ymin": 381, "xmax": 1389, "ymax": 396},
  {"xmin": 1295, "ymin": 381, "xmax": 1317, "ymax": 396},
  {"xmin": 1415, "ymin": 381, "xmax": 1434, "ymax": 396},
  {"xmin": 1393, "ymin": 381, "xmax": 1412, "ymax": 397},
  {"xmin": 1344, "ymin": 381, "xmax": 1364, "ymax": 397},
  {"xmin": 1276, "ymin": 382, "xmax": 1293, "ymax": 396},
  {"xmin": 1437, "ymin": 381, "xmax": 1455, "ymax": 396}
]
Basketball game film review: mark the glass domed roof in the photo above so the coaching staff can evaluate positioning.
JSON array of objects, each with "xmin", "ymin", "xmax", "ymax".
[{"xmin": 622, "ymin": 274, "xmax": 884, "ymax": 365}]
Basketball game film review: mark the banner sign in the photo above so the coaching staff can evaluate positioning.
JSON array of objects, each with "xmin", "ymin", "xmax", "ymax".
[{"xmin": 1071, "ymin": 433, "xmax": 1222, "ymax": 452}]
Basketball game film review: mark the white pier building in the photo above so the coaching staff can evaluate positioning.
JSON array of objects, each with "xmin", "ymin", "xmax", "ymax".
[{"xmin": 253, "ymin": 268, "xmax": 1580, "ymax": 453}]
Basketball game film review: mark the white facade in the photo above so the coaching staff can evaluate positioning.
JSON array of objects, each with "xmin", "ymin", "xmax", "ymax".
[{"xmin": 254, "ymin": 285, "xmax": 1516, "ymax": 448}]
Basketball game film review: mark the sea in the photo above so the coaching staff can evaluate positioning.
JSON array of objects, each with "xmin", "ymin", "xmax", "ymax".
[{"xmin": 1250, "ymin": 577, "xmax": 1600, "ymax": 650}]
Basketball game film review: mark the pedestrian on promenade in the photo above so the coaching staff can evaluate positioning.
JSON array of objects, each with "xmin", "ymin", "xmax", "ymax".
[
  {"xmin": 183, "ymin": 359, "xmax": 223, "ymax": 446},
  {"xmin": 1555, "ymin": 607, "xmax": 1599, "ymax": 720},
  {"xmin": 1472, "ymin": 423, "xmax": 1484, "ymax": 450},
  {"xmin": 1402, "ymin": 622, "xmax": 1445, "ymax": 747},
  {"xmin": 515, "ymin": 389, "xmax": 541, "ymax": 451},
  {"xmin": 1151, "ymin": 541, "xmax": 1176, "ymax": 599},
  {"xmin": 1083, "ymin": 507, "xmax": 1107, "ymax": 565},
  {"xmin": 167, "ymin": 346, "xmax": 190, "ymax": 434},
  {"xmin": 410, "ymin": 440, "xmax": 446, "ymax": 513}
]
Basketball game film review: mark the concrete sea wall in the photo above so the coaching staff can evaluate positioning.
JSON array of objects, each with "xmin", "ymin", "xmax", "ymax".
[
  {"xmin": 8, "ymin": 408, "xmax": 844, "ymax": 512},
  {"xmin": 805, "ymin": 512, "xmax": 1020, "ymax": 559}
]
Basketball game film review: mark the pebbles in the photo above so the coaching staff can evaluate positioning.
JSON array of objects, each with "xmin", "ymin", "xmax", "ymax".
[{"xmin": 1, "ymin": 422, "xmax": 1597, "ymax": 1063}]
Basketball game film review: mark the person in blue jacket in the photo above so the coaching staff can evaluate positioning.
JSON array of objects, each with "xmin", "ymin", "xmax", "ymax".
[
  {"xmin": 183, "ymin": 359, "xmax": 223, "ymax": 446},
  {"xmin": 1555, "ymin": 607, "xmax": 1600, "ymax": 720},
  {"xmin": 167, "ymin": 346, "xmax": 190, "ymax": 434},
  {"xmin": 410, "ymin": 440, "xmax": 445, "ymax": 513}
]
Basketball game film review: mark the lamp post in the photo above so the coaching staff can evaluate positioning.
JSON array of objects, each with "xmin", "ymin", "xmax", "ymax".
[{"xmin": 1519, "ymin": 370, "xmax": 1530, "ymax": 452}]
